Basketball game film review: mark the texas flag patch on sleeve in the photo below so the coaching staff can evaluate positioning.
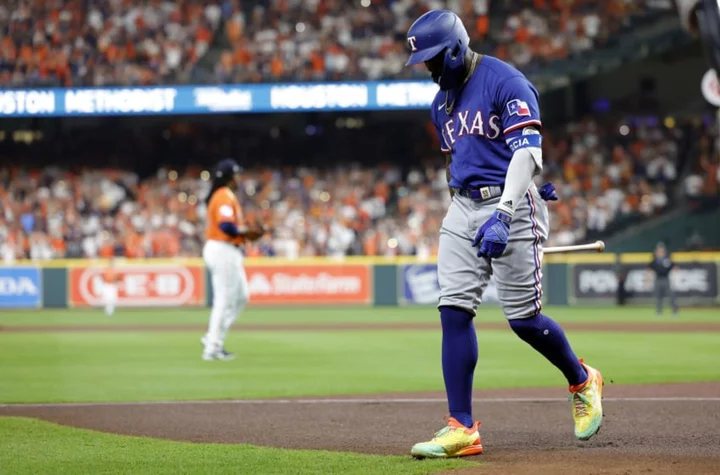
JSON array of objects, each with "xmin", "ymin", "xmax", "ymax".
[{"xmin": 507, "ymin": 99, "xmax": 531, "ymax": 117}]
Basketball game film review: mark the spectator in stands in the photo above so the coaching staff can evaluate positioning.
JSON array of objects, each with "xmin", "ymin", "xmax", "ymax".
[
  {"xmin": 0, "ymin": 0, "xmax": 676, "ymax": 86},
  {"xmin": 0, "ymin": 114, "xmax": 711, "ymax": 258},
  {"xmin": 0, "ymin": 0, "xmax": 222, "ymax": 87},
  {"xmin": 213, "ymin": 0, "xmax": 673, "ymax": 84}
]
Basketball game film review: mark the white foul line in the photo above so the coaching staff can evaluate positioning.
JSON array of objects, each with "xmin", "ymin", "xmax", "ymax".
[{"xmin": 1, "ymin": 396, "xmax": 720, "ymax": 409}]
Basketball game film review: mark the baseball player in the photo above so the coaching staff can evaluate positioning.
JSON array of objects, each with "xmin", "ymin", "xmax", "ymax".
[
  {"xmin": 404, "ymin": 10, "xmax": 604, "ymax": 459},
  {"xmin": 648, "ymin": 242, "xmax": 679, "ymax": 316},
  {"xmin": 201, "ymin": 159, "xmax": 264, "ymax": 361},
  {"xmin": 102, "ymin": 256, "xmax": 120, "ymax": 317}
]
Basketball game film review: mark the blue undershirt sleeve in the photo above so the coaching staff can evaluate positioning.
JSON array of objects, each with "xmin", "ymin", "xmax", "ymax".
[{"xmin": 219, "ymin": 222, "xmax": 240, "ymax": 238}]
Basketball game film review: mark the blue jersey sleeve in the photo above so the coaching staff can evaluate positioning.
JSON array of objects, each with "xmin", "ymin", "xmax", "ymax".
[
  {"xmin": 434, "ymin": 120, "xmax": 451, "ymax": 153},
  {"xmin": 495, "ymin": 76, "xmax": 541, "ymax": 137},
  {"xmin": 430, "ymin": 97, "xmax": 451, "ymax": 153}
]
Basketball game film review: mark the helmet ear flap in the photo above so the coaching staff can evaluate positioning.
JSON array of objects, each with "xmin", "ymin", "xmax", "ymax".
[
  {"xmin": 450, "ymin": 42, "xmax": 462, "ymax": 60},
  {"xmin": 439, "ymin": 38, "xmax": 467, "ymax": 89},
  {"xmin": 452, "ymin": 44, "xmax": 460, "ymax": 59},
  {"xmin": 443, "ymin": 42, "xmax": 463, "ymax": 67}
]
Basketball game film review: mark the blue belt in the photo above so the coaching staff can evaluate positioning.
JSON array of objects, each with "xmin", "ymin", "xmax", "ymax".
[{"xmin": 451, "ymin": 185, "xmax": 503, "ymax": 202}]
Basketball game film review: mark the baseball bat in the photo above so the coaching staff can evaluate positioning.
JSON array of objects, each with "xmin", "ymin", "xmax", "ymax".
[{"xmin": 543, "ymin": 240, "xmax": 605, "ymax": 254}]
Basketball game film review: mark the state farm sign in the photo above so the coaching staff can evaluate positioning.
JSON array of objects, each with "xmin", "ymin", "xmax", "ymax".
[
  {"xmin": 244, "ymin": 264, "xmax": 371, "ymax": 305},
  {"xmin": 69, "ymin": 265, "xmax": 205, "ymax": 307}
]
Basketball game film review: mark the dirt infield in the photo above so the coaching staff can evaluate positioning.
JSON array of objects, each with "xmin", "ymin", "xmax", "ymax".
[
  {"xmin": 2, "ymin": 382, "xmax": 719, "ymax": 475},
  {"xmin": 3, "ymin": 321, "xmax": 720, "ymax": 332}
]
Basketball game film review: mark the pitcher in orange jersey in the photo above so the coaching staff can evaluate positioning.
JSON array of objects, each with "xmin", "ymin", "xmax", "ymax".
[
  {"xmin": 201, "ymin": 159, "xmax": 265, "ymax": 361},
  {"xmin": 102, "ymin": 256, "xmax": 120, "ymax": 317}
]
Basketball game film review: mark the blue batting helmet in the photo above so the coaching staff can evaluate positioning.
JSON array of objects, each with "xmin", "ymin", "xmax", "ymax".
[
  {"xmin": 214, "ymin": 158, "xmax": 241, "ymax": 180},
  {"xmin": 405, "ymin": 10, "xmax": 470, "ymax": 90}
]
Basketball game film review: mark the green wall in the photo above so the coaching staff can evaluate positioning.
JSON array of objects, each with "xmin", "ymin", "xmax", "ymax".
[{"xmin": 41, "ymin": 268, "xmax": 67, "ymax": 308}]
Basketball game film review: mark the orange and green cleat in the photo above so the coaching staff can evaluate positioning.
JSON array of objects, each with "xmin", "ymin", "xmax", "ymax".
[
  {"xmin": 410, "ymin": 417, "xmax": 483, "ymax": 459},
  {"xmin": 569, "ymin": 359, "xmax": 604, "ymax": 441}
]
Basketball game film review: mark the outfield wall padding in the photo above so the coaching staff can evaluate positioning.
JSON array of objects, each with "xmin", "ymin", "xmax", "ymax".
[{"xmin": 8, "ymin": 253, "xmax": 719, "ymax": 309}]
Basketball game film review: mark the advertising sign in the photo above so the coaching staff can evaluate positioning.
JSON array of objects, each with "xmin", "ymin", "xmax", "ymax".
[
  {"xmin": 69, "ymin": 265, "xmax": 205, "ymax": 307},
  {"xmin": 0, "ymin": 266, "xmax": 42, "ymax": 308},
  {"xmin": 0, "ymin": 81, "xmax": 438, "ymax": 117},
  {"xmin": 245, "ymin": 265, "xmax": 371, "ymax": 305},
  {"xmin": 572, "ymin": 262, "xmax": 718, "ymax": 301},
  {"xmin": 401, "ymin": 264, "xmax": 441, "ymax": 305},
  {"xmin": 399, "ymin": 264, "xmax": 500, "ymax": 306}
]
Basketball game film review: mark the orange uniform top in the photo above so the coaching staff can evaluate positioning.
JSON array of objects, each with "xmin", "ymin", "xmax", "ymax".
[{"xmin": 205, "ymin": 186, "xmax": 245, "ymax": 245}]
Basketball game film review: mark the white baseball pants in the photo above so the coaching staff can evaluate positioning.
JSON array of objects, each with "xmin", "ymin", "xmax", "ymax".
[{"xmin": 202, "ymin": 240, "xmax": 249, "ymax": 352}]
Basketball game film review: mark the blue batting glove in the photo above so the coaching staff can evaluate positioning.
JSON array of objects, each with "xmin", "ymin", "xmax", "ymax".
[
  {"xmin": 472, "ymin": 210, "xmax": 511, "ymax": 259},
  {"xmin": 539, "ymin": 181, "xmax": 558, "ymax": 201}
]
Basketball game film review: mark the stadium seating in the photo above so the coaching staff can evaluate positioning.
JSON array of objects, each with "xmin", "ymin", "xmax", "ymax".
[
  {"xmin": 212, "ymin": 0, "xmax": 674, "ymax": 84},
  {"xmin": 0, "ymin": 0, "xmax": 711, "ymax": 261},
  {"xmin": 1, "ymin": 115, "xmax": 716, "ymax": 261},
  {"xmin": 0, "ymin": 0, "xmax": 223, "ymax": 87},
  {"xmin": 0, "ymin": 0, "xmax": 675, "ymax": 87}
]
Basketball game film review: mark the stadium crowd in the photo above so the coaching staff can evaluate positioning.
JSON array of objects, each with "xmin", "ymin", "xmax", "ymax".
[
  {"xmin": 0, "ymin": 0, "xmax": 673, "ymax": 87},
  {"xmin": 0, "ymin": 0, "xmax": 712, "ymax": 261},
  {"xmin": 0, "ymin": 0, "xmax": 223, "ymax": 87},
  {"xmin": 215, "ymin": 0, "xmax": 671, "ymax": 83},
  {"xmin": 1, "ymin": 116, "xmax": 716, "ymax": 262}
]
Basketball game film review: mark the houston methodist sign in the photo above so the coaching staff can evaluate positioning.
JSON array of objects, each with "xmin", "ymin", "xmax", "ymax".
[{"xmin": 0, "ymin": 81, "xmax": 439, "ymax": 117}]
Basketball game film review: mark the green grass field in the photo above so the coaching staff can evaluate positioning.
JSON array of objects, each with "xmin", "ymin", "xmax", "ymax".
[
  {"xmin": 3, "ymin": 305, "xmax": 720, "ymax": 326},
  {"xmin": 0, "ymin": 417, "xmax": 471, "ymax": 475},
  {"xmin": 1, "ymin": 305, "xmax": 719, "ymax": 474}
]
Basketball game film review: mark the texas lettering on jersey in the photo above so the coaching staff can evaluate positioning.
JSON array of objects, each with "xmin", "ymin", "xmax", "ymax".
[
  {"xmin": 430, "ymin": 56, "xmax": 542, "ymax": 188},
  {"xmin": 440, "ymin": 109, "xmax": 502, "ymax": 149}
]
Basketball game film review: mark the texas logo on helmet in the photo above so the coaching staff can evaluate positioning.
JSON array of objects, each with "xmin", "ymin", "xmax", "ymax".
[
  {"xmin": 407, "ymin": 36, "xmax": 418, "ymax": 52},
  {"xmin": 507, "ymin": 99, "xmax": 531, "ymax": 117}
]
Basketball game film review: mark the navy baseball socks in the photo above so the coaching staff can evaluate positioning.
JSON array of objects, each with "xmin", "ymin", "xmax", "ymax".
[
  {"xmin": 511, "ymin": 314, "xmax": 605, "ymax": 441},
  {"xmin": 509, "ymin": 313, "xmax": 588, "ymax": 386},
  {"xmin": 439, "ymin": 306, "xmax": 478, "ymax": 428},
  {"xmin": 438, "ymin": 308, "xmax": 587, "ymax": 429}
]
